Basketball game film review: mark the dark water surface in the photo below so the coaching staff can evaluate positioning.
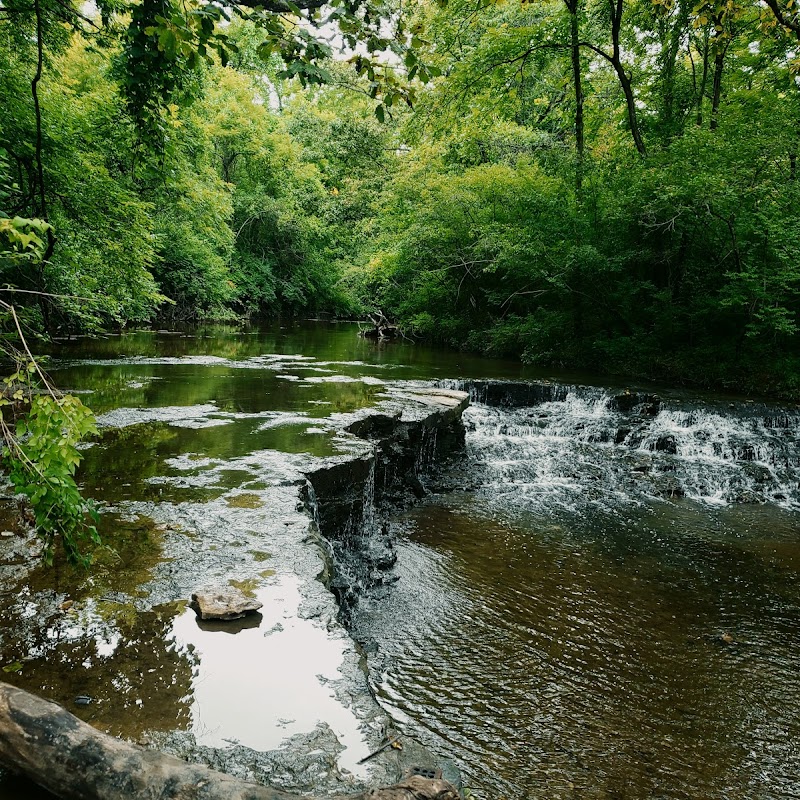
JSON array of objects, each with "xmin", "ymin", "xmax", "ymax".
[
  {"xmin": 2, "ymin": 321, "xmax": 799, "ymax": 799},
  {"xmin": 353, "ymin": 499, "xmax": 800, "ymax": 799}
]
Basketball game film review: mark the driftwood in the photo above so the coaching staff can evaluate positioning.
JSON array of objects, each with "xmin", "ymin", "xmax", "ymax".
[
  {"xmin": 0, "ymin": 682, "xmax": 460, "ymax": 800},
  {"xmin": 358, "ymin": 735, "xmax": 401, "ymax": 764},
  {"xmin": 359, "ymin": 311, "xmax": 401, "ymax": 340}
]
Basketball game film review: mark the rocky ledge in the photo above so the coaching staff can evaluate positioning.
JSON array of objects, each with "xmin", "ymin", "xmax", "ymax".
[
  {"xmin": 304, "ymin": 387, "xmax": 468, "ymax": 617},
  {"xmin": 0, "ymin": 383, "xmax": 469, "ymax": 799}
]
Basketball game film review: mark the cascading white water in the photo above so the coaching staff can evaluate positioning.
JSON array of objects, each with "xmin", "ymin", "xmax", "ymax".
[
  {"xmin": 462, "ymin": 384, "xmax": 800, "ymax": 508},
  {"xmin": 414, "ymin": 426, "xmax": 439, "ymax": 472}
]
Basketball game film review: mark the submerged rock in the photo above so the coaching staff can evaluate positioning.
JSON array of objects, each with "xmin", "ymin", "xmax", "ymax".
[
  {"xmin": 732, "ymin": 490, "xmax": 765, "ymax": 504},
  {"xmin": 190, "ymin": 588, "xmax": 263, "ymax": 621},
  {"xmin": 651, "ymin": 475, "xmax": 686, "ymax": 498},
  {"xmin": 609, "ymin": 391, "xmax": 661, "ymax": 416},
  {"xmin": 654, "ymin": 434, "xmax": 678, "ymax": 454},
  {"xmin": 614, "ymin": 427, "xmax": 631, "ymax": 444}
]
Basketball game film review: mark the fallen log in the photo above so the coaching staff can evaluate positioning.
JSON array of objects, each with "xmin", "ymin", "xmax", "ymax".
[{"xmin": 0, "ymin": 682, "xmax": 460, "ymax": 800}]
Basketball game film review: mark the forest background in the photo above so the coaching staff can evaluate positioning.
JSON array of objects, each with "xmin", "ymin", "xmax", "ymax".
[{"xmin": 2, "ymin": 0, "xmax": 800, "ymax": 400}]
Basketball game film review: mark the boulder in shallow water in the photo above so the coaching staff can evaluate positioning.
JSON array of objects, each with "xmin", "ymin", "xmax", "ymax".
[
  {"xmin": 609, "ymin": 391, "xmax": 661, "ymax": 415},
  {"xmin": 191, "ymin": 588, "xmax": 263, "ymax": 621}
]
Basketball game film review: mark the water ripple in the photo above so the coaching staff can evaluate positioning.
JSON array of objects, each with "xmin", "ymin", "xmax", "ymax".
[{"xmin": 353, "ymin": 499, "xmax": 800, "ymax": 799}]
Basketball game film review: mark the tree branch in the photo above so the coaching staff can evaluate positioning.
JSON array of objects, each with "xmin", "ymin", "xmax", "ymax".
[
  {"xmin": 763, "ymin": 0, "xmax": 800, "ymax": 38},
  {"xmin": 231, "ymin": 0, "xmax": 327, "ymax": 12},
  {"xmin": 28, "ymin": 0, "xmax": 56, "ymax": 292}
]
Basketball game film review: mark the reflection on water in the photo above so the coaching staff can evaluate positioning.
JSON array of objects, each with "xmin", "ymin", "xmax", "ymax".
[
  {"xmin": 2, "ymin": 323, "xmax": 413, "ymax": 799},
  {"xmin": 0, "ymin": 570, "xmax": 371, "ymax": 797},
  {"xmin": 78, "ymin": 419, "xmax": 345, "ymax": 503},
  {"xmin": 47, "ymin": 321, "xmax": 529, "ymax": 387},
  {"xmin": 0, "ymin": 514, "xmax": 190, "ymax": 744},
  {"xmin": 169, "ymin": 577, "xmax": 370, "ymax": 772},
  {"xmin": 353, "ymin": 497, "xmax": 800, "ymax": 799},
  {"xmin": 0, "ymin": 599, "xmax": 194, "ymax": 739},
  {"xmin": 53, "ymin": 361, "xmax": 386, "ymax": 417}
]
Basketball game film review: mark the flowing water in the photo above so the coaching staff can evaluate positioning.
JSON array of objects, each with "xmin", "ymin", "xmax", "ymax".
[
  {"xmin": 1, "ymin": 322, "xmax": 799, "ymax": 799},
  {"xmin": 353, "ymin": 383, "xmax": 800, "ymax": 799}
]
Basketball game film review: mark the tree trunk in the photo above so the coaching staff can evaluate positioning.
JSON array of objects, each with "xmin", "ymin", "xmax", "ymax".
[
  {"xmin": 31, "ymin": 0, "xmax": 56, "ymax": 334},
  {"xmin": 567, "ymin": 0, "xmax": 585, "ymax": 191},
  {"xmin": 694, "ymin": 33, "xmax": 710, "ymax": 126},
  {"xmin": 0, "ymin": 682, "xmax": 459, "ymax": 800},
  {"xmin": 577, "ymin": 0, "xmax": 645, "ymax": 155},
  {"xmin": 613, "ymin": 60, "xmax": 646, "ymax": 156},
  {"xmin": 659, "ymin": 0, "xmax": 688, "ymax": 140},
  {"xmin": 709, "ymin": 38, "xmax": 726, "ymax": 130},
  {"xmin": 607, "ymin": 0, "xmax": 646, "ymax": 156}
]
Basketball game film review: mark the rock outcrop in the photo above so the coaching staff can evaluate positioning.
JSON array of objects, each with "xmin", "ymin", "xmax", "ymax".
[{"xmin": 303, "ymin": 387, "xmax": 468, "ymax": 616}]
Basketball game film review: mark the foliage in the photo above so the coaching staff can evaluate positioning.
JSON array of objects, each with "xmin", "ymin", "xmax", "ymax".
[
  {"xmin": 1, "ymin": 0, "xmax": 800, "ymax": 402},
  {"xmin": 0, "ymin": 215, "xmax": 52, "ymax": 264},
  {"xmin": 0, "ymin": 337, "xmax": 99, "ymax": 566},
  {"xmin": 117, "ymin": 0, "xmax": 439, "ymax": 144},
  {"xmin": 356, "ymin": 0, "xmax": 800, "ymax": 396},
  {"xmin": 0, "ymin": 0, "xmax": 426, "ymax": 329},
  {"xmin": 0, "ymin": 161, "xmax": 99, "ymax": 567}
]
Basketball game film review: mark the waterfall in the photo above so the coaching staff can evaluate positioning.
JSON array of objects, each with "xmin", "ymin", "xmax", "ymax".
[
  {"xmin": 447, "ymin": 380, "xmax": 800, "ymax": 509},
  {"xmin": 415, "ymin": 427, "xmax": 439, "ymax": 473},
  {"xmin": 361, "ymin": 447, "xmax": 378, "ymax": 535},
  {"xmin": 304, "ymin": 477, "xmax": 322, "ymax": 528}
]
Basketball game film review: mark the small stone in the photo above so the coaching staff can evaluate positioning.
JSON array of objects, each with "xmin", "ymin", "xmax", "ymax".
[
  {"xmin": 0, "ymin": 531, "xmax": 14, "ymax": 538},
  {"xmin": 74, "ymin": 695, "xmax": 93, "ymax": 706},
  {"xmin": 60, "ymin": 600, "xmax": 74, "ymax": 612},
  {"xmin": 191, "ymin": 588, "xmax": 263, "ymax": 621}
]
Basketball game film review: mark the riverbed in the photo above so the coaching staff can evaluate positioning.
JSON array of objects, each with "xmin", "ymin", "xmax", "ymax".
[{"xmin": 1, "ymin": 321, "xmax": 799, "ymax": 799}]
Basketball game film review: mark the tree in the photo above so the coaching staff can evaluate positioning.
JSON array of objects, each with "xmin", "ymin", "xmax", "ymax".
[
  {"xmin": 362, "ymin": 0, "xmax": 800, "ymax": 395},
  {"xmin": 0, "ymin": 203, "xmax": 99, "ymax": 565}
]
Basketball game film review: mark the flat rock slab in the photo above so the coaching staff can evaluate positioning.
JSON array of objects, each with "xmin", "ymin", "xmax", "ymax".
[
  {"xmin": 191, "ymin": 588, "xmax": 264, "ymax": 621},
  {"xmin": 397, "ymin": 388, "xmax": 468, "ymax": 408}
]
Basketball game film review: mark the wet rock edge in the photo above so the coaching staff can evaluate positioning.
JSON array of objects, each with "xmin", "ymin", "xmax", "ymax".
[{"xmin": 144, "ymin": 387, "xmax": 470, "ymax": 797}]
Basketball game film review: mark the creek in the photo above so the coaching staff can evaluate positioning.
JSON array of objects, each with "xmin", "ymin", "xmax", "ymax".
[{"xmin": 1, "ymin": 321, "xmax": 799, "ymax": 800}]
